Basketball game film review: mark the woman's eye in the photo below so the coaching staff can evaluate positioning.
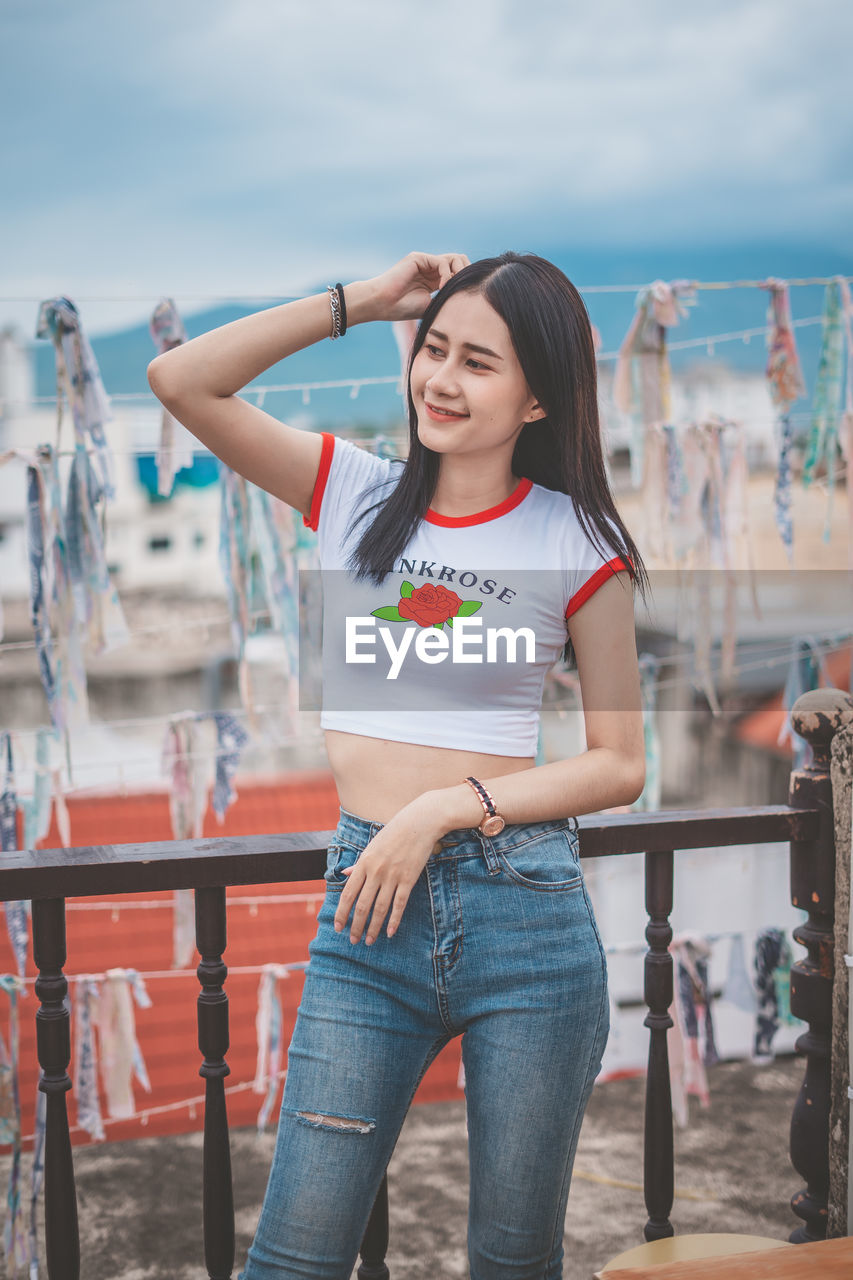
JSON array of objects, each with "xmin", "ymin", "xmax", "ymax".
[
  {"xmin": 467, "ymin": 359, "xmax": 487, "ymax": 371},
  {"xmin": 426, "ymin": 344, "xmax": 443, "ymax": 357}
]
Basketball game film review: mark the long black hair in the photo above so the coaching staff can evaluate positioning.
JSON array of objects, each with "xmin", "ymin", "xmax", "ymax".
[{"xmin": 343, "ymin": 252, "xmax": 649, "ymax": 664}]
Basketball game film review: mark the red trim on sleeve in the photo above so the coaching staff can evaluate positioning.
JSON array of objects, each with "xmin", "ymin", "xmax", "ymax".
[
  {"xmin": 565, "ymin": 556, "xmax": 635, "ymax": 619},
  {"xmin": 302, "ymin": 432, "xmax": 335, "ymax": 531}
]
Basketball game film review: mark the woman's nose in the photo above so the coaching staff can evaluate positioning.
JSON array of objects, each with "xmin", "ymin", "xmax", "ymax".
[{"xmin": 426, "ymin": 364, "xmax": 460, "ymax": 398}]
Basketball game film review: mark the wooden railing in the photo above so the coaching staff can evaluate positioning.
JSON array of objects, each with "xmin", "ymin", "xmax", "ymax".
[{"xmin": 2, "ymin": 688, "xmax": 851, "ymax": 1279}]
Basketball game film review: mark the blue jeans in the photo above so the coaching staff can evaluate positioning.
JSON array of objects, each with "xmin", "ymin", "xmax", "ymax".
[{"xmin": 239, "ymin": 805, "xmax": 609, "ymax": 1280}]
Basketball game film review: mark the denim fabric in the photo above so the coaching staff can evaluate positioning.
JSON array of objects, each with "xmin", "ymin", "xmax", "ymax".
[{"xmin": 239, "ymin": 805, "xmax": 609, "ymax": 1280}]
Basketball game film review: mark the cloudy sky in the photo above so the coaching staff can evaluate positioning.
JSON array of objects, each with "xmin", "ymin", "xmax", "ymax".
[{"xmin": 1, "ymin": 0, "xmax": 851, "ymax": 336}]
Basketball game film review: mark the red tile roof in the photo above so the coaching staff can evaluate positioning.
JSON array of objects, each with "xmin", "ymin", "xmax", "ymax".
[{"xmin": 0, "ymin": 770, "xmax": 464, "ymax": 1150}]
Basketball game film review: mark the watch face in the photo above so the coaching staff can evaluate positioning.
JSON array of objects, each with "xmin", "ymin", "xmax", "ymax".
[{"xmin": 482, "ymin": 814, "xmax": 506, "ymax": 837}]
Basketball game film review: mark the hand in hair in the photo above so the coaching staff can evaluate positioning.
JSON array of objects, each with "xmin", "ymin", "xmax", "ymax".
[{"xmin": 371, "ymin": 250, "xmax": 471, "ymax": 322}]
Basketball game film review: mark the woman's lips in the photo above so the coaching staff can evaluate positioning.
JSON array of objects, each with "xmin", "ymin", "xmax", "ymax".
[{"xmin": 424, "ymin": 402, "xmax": 469, "ymax": 422}]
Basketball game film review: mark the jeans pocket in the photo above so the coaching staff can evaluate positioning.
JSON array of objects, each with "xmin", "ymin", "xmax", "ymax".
[
  {"xmin": 324, "ymin": 837, "xmax": 362, "ymax": 890},
  {"xmin": 496, "ymin": 823, "xmax": 582, "ymax": 892}
]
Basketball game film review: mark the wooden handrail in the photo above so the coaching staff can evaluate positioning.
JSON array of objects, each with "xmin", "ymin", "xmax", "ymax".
[{"xmin": 0, "ymin": 805, "xmax": 820, "ymax": 902}]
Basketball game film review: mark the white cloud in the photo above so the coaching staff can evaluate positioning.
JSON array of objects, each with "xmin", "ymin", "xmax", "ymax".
[{"xmin": 1, "ymin": 0, "xmax": 850, "ymax": 335}]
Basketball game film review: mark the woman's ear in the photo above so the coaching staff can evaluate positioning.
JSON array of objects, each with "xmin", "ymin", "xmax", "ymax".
[{"xmin": 526, "ymin": 402, "xmax": 547, "ymax": 424}]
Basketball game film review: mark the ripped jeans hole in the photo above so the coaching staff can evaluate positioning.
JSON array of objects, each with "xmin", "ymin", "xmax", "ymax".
[{"xmin": 295, "ymin": 1110, "xmax": 375, "ymax": 1135}]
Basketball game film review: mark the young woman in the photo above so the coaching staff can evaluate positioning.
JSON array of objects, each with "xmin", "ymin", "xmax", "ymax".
[{"xmin": 148, "ymin": 251, "xmax": 648, "ymax": 1280}]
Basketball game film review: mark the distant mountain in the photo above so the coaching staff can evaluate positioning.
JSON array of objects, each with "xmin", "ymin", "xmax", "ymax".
[{"xmin": 32, "ymin": 243, "xmax": 851, "ymax": 429}]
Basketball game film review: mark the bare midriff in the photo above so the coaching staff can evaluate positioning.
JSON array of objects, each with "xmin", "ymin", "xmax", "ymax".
[{"xmin": 324, "ymin": 729, "xmax": 535, "ymax": 826}]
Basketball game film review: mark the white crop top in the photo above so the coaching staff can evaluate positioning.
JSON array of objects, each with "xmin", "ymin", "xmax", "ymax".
[{"xmin": 303, "ymin": 432, "xmax": 633, "ymax": 757}]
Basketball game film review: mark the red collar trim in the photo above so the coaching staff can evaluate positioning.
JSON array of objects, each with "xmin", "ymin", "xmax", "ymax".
[{"xmin": 425, "ymin": 477, "xmax": 533, "ymax": 527}]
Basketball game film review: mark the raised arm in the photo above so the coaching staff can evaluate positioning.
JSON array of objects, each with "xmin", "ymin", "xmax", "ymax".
[{"xmin": 146, "ymin": 252, "xmax": 469, "ymax": 518}]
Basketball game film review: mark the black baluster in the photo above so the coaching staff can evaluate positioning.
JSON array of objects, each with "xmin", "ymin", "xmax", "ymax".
[
  {"xmin": 787, "ymin": 690, "xmax": 852, "ymax": 1243},
  {"xmin": 32, "ymin": 897, "xmax": 80, "ymax": 1280},
  {"xmin": 358, "ymin": 1172, "xmax": 390, "ymax": 1279},
  {"xmin": 196, "ymin": 886, "xmax": 234, "ymax": 1280},
  {"xmin": 643, "ymin": 849, "xmax": 675, "ymax": 1242}
]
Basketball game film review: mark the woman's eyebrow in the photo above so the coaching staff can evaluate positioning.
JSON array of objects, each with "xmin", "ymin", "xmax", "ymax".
[{"xmin": 428, "ymin": 329, "xmax": 504, "ymax": 360}]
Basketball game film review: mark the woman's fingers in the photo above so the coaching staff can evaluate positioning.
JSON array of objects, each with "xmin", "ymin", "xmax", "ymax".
[
  {"xmin": 385, "ymin": 886, "xmax": 412, "ymax": 939},
  {"xmin": 434, "ymin": 252, "xmax": 469, "ymax": 290},
  {"xmin": 364, "ymin": 886, "xmax": 396, "ymax": 946},
  {"xmin": 333, "ymin": 861, "xmax": 416, "ymax": 943},
  {"xmin": 408, "ymin": 250, "xmax": 468, "ymax": 292},
  {"xmin": 333, "ymin": 865, "xmax": 366, "ymax": 933}
]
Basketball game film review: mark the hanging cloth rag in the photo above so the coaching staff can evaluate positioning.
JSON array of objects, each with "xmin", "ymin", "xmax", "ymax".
[
  {"xmin": 28, "ymin": 1079, "xmax": 45, "ymax": 1279},
  {"xmin": 23, "ymin": 447, "xmax": 89, "ymax": 773},
  {"xmin": 253, "ymin": 964, "xmax": 288, "ymax": 1132},
  {"xmin": 218, "ymin": 465, "xmax": 258, "ymax": 723},
  {"xmin": 34, "ymin": 297, "xmax": 114, "ymax": 500},
  {"xmin": 0, "ymin": 974, "xmax": 28, "ymax": 1276},
  {"xmin": 760, "ymin": 280, "xmax": 807, "ymax": 564},
  {"xmin": 715, "ymin": 416, "xmax": 761, "ymax": 683},
  {"xmin": 160, "ymin": 713, "xmax": 250, "ymax": 964},
  {"xmin": 161, "ymin": 715, "xmax": 209, "ymax": 843},
  {"xmin": 64, "ymin": 442, "xmax": 128, "ymax": 657},
  {"xmin": 20, "ymin": 729, "xmax": 70, "ymax": 852},
  {"xmin": 836, "ymin": 278, "xmax": 853, "ymax": 573},
  {"xmin": 208, "ymin": 712, "xmax": 250, "ymax": 824},
  {"xmin": 94, "ymin": 969, "xmax": 152, "ymax": 1120},
  {"xmin": 722, "ymin": 933, "xmax": 757, "ymax": 1014},
  {"xmin": 245, "ymin": 485, "xmax": 301, "ymax": 733},
  {"xmin": 149, "ymin": 299, "xmax": 194, "ymax": 497},
  {"xmin": 0, "ymin": 735, "xmax": 29, "ymax": 981},
  {"xmin": 777, "ymin": 636, "xmax": 830, "ymax": 770},
  {"xmin": 630, "ymin": 653, "xmax": 661, "ymax": 811},
  {"xmin": 752, "ymin": 927, "xmax": 790, "ymax": 1062},
  {"xmin": 772, "ymin": 933, "xmax": 798, "ymax": 1028},
  {"xmin": 72, "ymin": 977, "xmax": 105, "ymax": 1142},
  {"xmin": 802, "ymin": 281, "xmax": 845, "ymax": 543},
  {"xmin": 613, "ymin": 279, "xmax": 697, "ymax": 491},
  {"xmin": 668, "ymin": 935, "xmax": 719, "ymax": 1128},
  {"xmin": 161, "ymin": 715, "xmax": 209, "ymax": 968}
]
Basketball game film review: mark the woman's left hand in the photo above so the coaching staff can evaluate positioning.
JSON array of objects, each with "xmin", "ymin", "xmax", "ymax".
[{"xmin": 333, "ymin": 794, "xmax": 444, "ymax": 945}]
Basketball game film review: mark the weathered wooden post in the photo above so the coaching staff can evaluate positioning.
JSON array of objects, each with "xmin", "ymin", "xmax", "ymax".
[
  {"xmin": 32, "ymin": 897, "xmax": 80, "ymax": 1280},
  {"xmin": 788, "ymin": 689, "xmax": 853, "ymax": 1242},
  {"xmin": 196, "ymin": 885, "xmax": 235, "ymax": 1280},
  {"xmin": 828, "ymin": 699, "xmax": 853, "ymax": 1235},
  {"xmin": 643, "ymin": 847, "xmax": 675, "ymax": 1242}
]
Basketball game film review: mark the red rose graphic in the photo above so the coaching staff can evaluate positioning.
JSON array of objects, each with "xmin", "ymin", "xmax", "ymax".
[{"xmin": 398, "ymin": 583, "xmax": 463, "ymax": 627}]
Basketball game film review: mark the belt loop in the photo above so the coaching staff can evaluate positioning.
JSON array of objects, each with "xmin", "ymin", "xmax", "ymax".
[
  {"xmin": 369, "ymin": 820, "xmax": 384, "ymax": 839},
  {"xmin": 478, "ymin": 830, "xmax": 502, "ymax": 876}
]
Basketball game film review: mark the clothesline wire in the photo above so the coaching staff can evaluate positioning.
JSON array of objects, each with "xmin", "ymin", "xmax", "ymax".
[
  {"xmin": 2, "ymin": 274, "xmax": 850, "ymax": 308},
  {"xmin": 1, "ymin": 410, "xmax": 831, "ymax": 462},
  {"xmin": 548, "ymin": 633, "xmax": 853, "ymax": 704},
  {"xmin": 63, "ymin": 893, "xmax": 326, "ymax": 912},
  {"xmin": 13, "ymin": 1069, "xmax": 292, "ymax": 1147},
  {"xmin": 9, "ymin": 312, "xmax": 830, "ymax": 411},
  {"xmin": 12, "ymin": 960, "xmax": 309, "ymax": 987}
]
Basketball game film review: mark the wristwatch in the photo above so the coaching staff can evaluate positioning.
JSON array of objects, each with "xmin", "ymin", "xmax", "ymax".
[{"xmin": 465, "ymin": 776, "xmax": 506, "ymax": 836}]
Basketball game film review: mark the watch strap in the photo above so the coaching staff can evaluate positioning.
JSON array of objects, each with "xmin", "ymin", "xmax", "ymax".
[{"xmin": 464, "ymin": 776, "xmax": 505, "ymax": 835}]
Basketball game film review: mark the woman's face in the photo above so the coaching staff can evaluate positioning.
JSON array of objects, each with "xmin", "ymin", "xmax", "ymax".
[{"xmin": 409, "ymin": 289, "xmax": 545, "ymax": 460}]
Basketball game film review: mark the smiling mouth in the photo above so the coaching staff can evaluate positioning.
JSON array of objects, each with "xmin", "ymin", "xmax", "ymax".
[{"xmin": 424, "ymin": 402, "xmax": 469, "ymax": 421}]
